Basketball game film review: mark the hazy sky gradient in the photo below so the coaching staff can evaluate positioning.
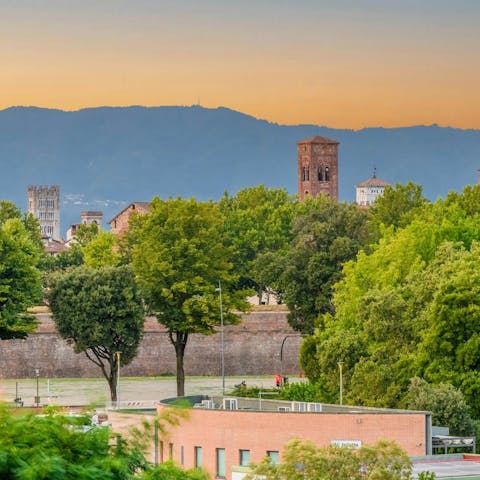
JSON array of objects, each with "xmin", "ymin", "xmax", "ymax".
[{"xmin": 1, "ymin": 0, "xmax": 479, "ymax": 128}]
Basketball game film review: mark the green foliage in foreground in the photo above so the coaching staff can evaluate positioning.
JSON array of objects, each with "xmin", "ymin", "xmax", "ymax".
[
  {"xmin": 246, "ymin": 438, "xmax": 414, "ymax": 480},
  {"xmin": 0, "ymin": 406, "xmax": 208, "ymax": 479}
]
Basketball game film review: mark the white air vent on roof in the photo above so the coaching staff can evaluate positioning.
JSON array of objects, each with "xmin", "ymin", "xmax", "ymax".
[
  {"xmin": 223, "ymin": 398, "xmax": 238, "ymax": 410},
  {"xmin": 291, "ymin": 401, "xmax": 307, "ymax": 412},
  {"xmin": 308, "ymin": 403, "xmax": 322, "ymax": 412}
]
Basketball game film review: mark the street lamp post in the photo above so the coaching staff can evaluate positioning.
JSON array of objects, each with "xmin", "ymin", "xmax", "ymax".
[
  {"xmin": 338, "ymin": 361, "xmax": 344, "ymax": 406},
  {"xmin": 34, "ymin": 368, "xmax": 40, "ymax": 406},
  {"xmin": 280, "ymin": 334, "xmax": 307, "ymax": 379},
  {"xmin": 215, "ymin": 281, "xmax": 225, "ymax": 395},
  {"xmin": 115, "ymin": 351, "xmax": 121, "ymax": 408}
]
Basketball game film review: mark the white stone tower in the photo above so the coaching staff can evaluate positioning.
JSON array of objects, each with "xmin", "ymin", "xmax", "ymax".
[{"xmin": 27, "ymin": 185, "xmax": 61, "ymax": 240}]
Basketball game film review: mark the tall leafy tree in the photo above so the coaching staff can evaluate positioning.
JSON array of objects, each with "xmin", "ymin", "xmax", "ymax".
[
  {"xmin": 369, "ymin": 181, "xmax": 428, "ymax": 230},
  {"xmin": 0, "ymin": 217, "xmax": 42, "ymax": 339},
  {"xmin": 275, "ymin": 195, "xmax": 373, "ymax": 333},
  {"xmin": 303, "ymin": 192, "xmax": 480, "ymax": 410},
  {"xmin": 219, "ymin": 185, "xmax": 296, "ymax": 303},
  {"xmin": 405, "ymin": 377, "xmax": 475, "ymax": 436},
  {"xmin": 83, "ymin": 231, "xmax": 121, "ymax": 268},
  {"xmin": 132, "ymin": 197, "xmax": 249, "ymax": 396},
  {"xmin": 48, "ymin": 265, "xmax": 144, "ymax": 401},
  {"xmin": 417, "ymin": 243, "xmax": 480, "ymax": 416}
]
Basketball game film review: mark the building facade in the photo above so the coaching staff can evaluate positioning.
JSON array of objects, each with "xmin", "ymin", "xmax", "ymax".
[
  {"xmin": 80, "ymin": 210, "xmax": 103, "ymax": 229},
  {"xmin": 297, "ymin": 136, "xmax": 339, "ymax": 201},
  {"xmin": 27, "ymin": 185, "xmax": 60, "ymax": 240},
  {"xmin": 154, "ymin": 397, "xmax": 432, "ymax": 480},
  {"xmin": 109, "ymin": 202, "xmax": 150, "ymax": 236},
  {"xmin": 355, "ymin": 174, "xmax": 390, "ymax": 207}
]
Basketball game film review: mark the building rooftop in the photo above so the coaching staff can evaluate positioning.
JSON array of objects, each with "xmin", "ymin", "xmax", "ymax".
[
  {"xmin": 297, "ymin": 135, "xmax": 339, "ymax": 145},
  {"xmin": 159, "ymin": 395, "xmax": 429, "ymax": 415},
  {"xmin": 108, "ymin": 202, "xmax": 151, "ymax": 225},
  {"xmin": 356, "ymin": 175, "xmax": 391, "ymax": 188}
]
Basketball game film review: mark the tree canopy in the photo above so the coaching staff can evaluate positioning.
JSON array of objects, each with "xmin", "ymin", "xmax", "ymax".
[
  {"xmin": 219, "ymin": 185, "xmax": 296, "ymax": 302},
  {"xmin": 48, "ymin": 265, "xmax": 144, "ymax": 401},
  {"xmin": 301, "ymin": 185, "xmax": 480, "ymax": 417},
  {"xmin": 131, "ymin": 197, "xmax": 250, "ymax": 396},
  {"xmin": 246, "ymin": 439, "xmax": 412, "ymax": 480},
  {"xmin": 269, "ymin": 195, "xmax": 373, "ymax": 333},
  {"xmin": 0, "ymin": 217, "xmax": 42, "ymax": 339}
]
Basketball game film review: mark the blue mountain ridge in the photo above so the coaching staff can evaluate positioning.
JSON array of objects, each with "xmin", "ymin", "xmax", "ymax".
[{"xmin": 0, "ymin": 105, "xmax": 479, "ymax": 235}]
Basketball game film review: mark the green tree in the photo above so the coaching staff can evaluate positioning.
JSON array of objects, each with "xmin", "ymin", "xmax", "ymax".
[
  {"xmin": 83, "ymin": 231, "xmax": 121, "ymax": 268},
  {"xmin": 40, "ymin": 223, "xmax": 101, "ymax": 273},
  {"xmin": 302, "ymin": 194, "xmax": 480, "ymax": 408},
  {"xmin": 219, "ymin": 185, "xmax": 296, "ymax": 303},
  {"xmin": 0, "ymin": 200, "xmax": 43, "ymax": 250},
  {"xmin": 132, "ymin": 197, "xmax": 250, "ymax": 396},
  {"xmin": 247, "ymin": 438, "xmax": 412, "ymax": 480},
  {"xmin": 0, "ymin": 405, "xmax": 206, "ymax": 479},
  {"xmin": 275, "ymin": 195, "xmax": 373, "ymax": 333},
  {"xmin": 369, "ymin": 181, "xmax": 428, "ymax": 230},
  {"xmin": 0, "ymin": 217, "xmax": 42, "ymax": 339},
  {"xmin": 48, "ymin": 265, "xmax": 144, "ymax": 401},
  {"xmin": 416, "ymin": 243, "xmax": 480, "ymax": 416},
  {"xmin": 405, "ymin": 377, "xmax": 475, "ymax": 436}
]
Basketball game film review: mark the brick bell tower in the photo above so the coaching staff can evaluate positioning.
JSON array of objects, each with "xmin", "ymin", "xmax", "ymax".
[{"xmin": 297, "ymin": 136, "xmax": 339, "ymax": 201}]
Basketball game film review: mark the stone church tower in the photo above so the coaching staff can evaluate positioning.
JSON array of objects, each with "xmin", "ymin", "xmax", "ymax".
[
  {"xmin": 27, "ymin": 185, "xmax": 60, "ymax": 240},
  {"xmin": 297, "ymin": 136, "xmax": 339, "ymax": 201}
]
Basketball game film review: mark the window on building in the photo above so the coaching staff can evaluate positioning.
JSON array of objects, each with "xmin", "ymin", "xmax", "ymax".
[
  {"xmin": 169, "ymin": 443, "xmax": 174, "ymax": 461},
  {"xmin": 318, "ymin": 167, "xmax": 323, "ymax": 181},
  {"xmin": 302, "ymin": 167, "xmax": 306, "ymax": 181},
  {"xmin": 325, "ymin": 166, "xmax": 330, "ymax": 181},
  {"xmin": 306, "ymin": 167, "xmax": 310, "ymax": 181},
  {"xmin": 216, "ymin": 448, "xmax": 226, "ymax": 478},
  {"xmin": 159, "ymin": 441, "xmax": 164, "ymax": 463},
  {"xmin": 267, "ymin": 451, "xmax": 280, "ymax": 465},
  {"xmin": 194, "ymin": 446, "xmax": 202, "ymax": 468},
  {"xmin": 239, "ymin": 449, "xmax": 250, "ymax": 467},
  {"xmin": 180, "ymin": 446, "xmax": 184, "ymax": 466}
]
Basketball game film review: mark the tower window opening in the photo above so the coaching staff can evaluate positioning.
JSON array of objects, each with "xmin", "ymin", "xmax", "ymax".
[
  {"xmin": 325, "ymin": 166, "xmax": 330, "ymax": 181},
  {"xmin": 318, "ymin": 167, "xmax": 323, "ymax": 181}
]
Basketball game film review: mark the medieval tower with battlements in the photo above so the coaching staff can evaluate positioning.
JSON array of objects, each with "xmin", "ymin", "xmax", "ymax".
[
  {"xmin": 297, "ymin": 136, "xmax": 339, "ymax": 201},
  {"xmin": 27, "ymin": 185, "xmax": 60, "ymax": 240}
]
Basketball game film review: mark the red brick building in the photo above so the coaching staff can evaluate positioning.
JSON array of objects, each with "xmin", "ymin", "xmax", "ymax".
[
  {"xmin": 155, "ymin": 397, "xmax": 432, "ymax": 480},
  {"xmin": 108, "ymin": 202, "xmax": 150, "ymax": 236},
  {"xmin": 297, "ymin": 136, "xmax": 339, "ymax": 201}
]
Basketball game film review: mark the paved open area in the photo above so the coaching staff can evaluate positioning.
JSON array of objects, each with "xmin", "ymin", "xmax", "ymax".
[
  {"xmin": 0, "ymin": 375, "xmax": 290, "ymax": 408},
  {"xmin": 413, "ymin": 458, "xmax": 480, "ymax": 479}
]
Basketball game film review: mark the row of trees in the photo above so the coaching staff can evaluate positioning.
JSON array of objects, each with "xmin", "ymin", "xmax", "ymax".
[
  {"xmin": 300, "ymin": 184, "xmax": 480, "ymax": 432},
  {"xmin": 5, "ymin": 181, "xmax": 480, "ymax": 428}
]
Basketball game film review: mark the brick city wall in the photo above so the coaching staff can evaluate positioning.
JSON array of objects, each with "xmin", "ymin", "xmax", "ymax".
[{"xmin": 0, "ymin": 309, "xmax": 302, "ymax": 379}]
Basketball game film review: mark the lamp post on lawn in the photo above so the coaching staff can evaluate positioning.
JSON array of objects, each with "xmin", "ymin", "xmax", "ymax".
[
  {"xmin": 338, "ymin": 361, "xmax": 344, "ymax": 406},
  {"xmin": 115, "ymin": 351, "xmax": 121, "ymax": 407},
  {"xmin": 34, "ymin": 368, "xmax": 40, "ymax": 406},
  {"xmin": 215, "ymin": 281, "xmax": 225, "ymax": 395}
]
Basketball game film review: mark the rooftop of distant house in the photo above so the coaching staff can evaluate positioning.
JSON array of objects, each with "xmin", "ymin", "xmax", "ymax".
[{"xmin": 297, "ymin": 135, "xmax": 339, "ymax": 145}]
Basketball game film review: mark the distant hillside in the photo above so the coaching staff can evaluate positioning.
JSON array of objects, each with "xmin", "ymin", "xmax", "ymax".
[{"xmin": 1, "ymin": 105, "xmax": 479, "ymax": 234}]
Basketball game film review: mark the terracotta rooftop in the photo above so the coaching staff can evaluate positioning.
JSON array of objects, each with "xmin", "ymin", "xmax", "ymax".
[
  {"xmin": 356, "ymin": 176, "xmax": 391, "ymax": 188},
  {"xmin": 297, "ymin": 135, "xmax": 339, "ymax": 145}
]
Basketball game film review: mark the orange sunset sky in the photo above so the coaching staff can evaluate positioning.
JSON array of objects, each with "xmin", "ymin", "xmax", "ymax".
[{"xmin": 1, "ymin": 0, "xmax": 479, "ymax": 129}]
